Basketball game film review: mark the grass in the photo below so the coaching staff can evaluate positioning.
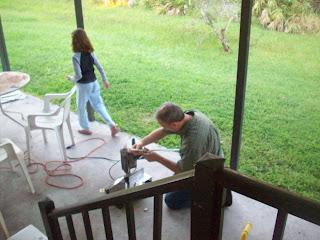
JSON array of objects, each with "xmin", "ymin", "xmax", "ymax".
[{"xmin": 1, "ymin": 0, "xmax": 320, "ymax": 200}]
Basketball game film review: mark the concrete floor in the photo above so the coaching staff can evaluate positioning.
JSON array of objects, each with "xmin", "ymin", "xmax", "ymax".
[{"xmin": 0, "ymin": 93, "xmax": 319, "ymax": 240}]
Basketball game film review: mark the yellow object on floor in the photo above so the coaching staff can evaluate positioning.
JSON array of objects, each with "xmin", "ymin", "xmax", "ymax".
[{"xmin": 240, "ymin": 223, "xmax": 252, "ymax": 240}]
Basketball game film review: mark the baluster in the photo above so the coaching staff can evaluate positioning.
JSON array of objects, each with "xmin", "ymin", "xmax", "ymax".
[
  {"xmin": 272, "ymin": 209, "xmax": 288, "ymax": 240},
  {"xmin": 153, "ymin": 194, "xmax": 163, "ymax": 240},
  {"xmin": 66, "ymin": 215, "xmax": 77, "ymax": 240},
  {"xmin": 82, "ymin": 211, "xmax": 94, "ymax": 240},
  {"xmin": 102, "ymin": 207, "xmax": 113, "ymax": 240},
  {"xmin": 125, "ymin": 202, "xmax": 136, "ymax": 240}
]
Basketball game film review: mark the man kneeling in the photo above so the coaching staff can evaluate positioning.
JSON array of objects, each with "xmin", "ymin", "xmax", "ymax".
[{"xmin": 132, "ymin": 102, "xmax": 226, "ymax": 210}]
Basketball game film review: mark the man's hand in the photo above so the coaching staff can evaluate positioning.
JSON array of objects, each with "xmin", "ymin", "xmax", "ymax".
[
  {"xmin": 140, "ymin": 149, "xmax": 161, "ymax": 162},
  {"xmin": 131, "ymin": 147, "xmax": 180, "ymax": 173},
  {"xmin": 130, "ymin": 147, "xmax": 159, "ymax": 162},
  {"xmin": 131, "ymin": 142, "xmax": 144, "ymax": 151},
  {"xmin": 103, "ymin": 81, "xmax": 110, "ymax": 89}
]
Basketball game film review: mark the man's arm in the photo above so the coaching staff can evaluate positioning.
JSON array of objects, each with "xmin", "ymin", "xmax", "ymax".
[
  {"xmin": 157, "ymin": 156, "xmax": 181, "ymax": 174},
  {"xmin": 134, "ymin": 127, "xmax": 168, "ymax": 149},
  {"xmin": 142, "ymin": 151, "xmax": 181, "ymax": 174}
]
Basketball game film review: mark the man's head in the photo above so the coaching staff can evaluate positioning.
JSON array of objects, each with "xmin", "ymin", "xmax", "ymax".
[{"xmin": 155, "ymin": 102, "xmax": 186, "ymax": 132}]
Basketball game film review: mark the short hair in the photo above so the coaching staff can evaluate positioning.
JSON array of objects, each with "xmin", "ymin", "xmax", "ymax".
[
  {"xmin": 156, "ymin": 102, "xmax": 184, "ymax": 124},
  {"xmin": 71, "ymin": 28, "xmax": 94, "ymax": 53}
]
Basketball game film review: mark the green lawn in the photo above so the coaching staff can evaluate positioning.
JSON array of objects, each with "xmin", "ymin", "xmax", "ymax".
[{"xmin": 1, "ymin": 0, "xmax": 319, "ymax": 200}]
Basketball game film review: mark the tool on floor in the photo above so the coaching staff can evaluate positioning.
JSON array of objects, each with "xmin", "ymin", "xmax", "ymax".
[
  {"xmin": 240, "ymin": 223, "xmax": 252, "ymax": 240},
  {"xmin": 105, "ymin": 138, "xmax": 152, "ymax": 193}
]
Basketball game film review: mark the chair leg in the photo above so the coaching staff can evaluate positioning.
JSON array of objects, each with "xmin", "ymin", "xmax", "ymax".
[
  {"xmin": 55, "ymin": 126, "xmax": 68, "ymax": 162},
  {"xmin": 24, "ymin": 127, "xmax": 32, "ymax": 165},
  {"xmin": 0, "ymin": 211, "xmax": 10, "ymax": 238},
  {"xmin": 66, "ymin": 117, "xmax": 75, "ymax": 146},
  {"xmin": 42, "ymin": 129, "xmax": 48, "ymax": 143},
  {"xmin": 17, "ymin": 155, "xmax": 35, "ymax": 194},
  {"xmin": 9, "ymin": 159, "xmax": 16, "ymax": 172}
]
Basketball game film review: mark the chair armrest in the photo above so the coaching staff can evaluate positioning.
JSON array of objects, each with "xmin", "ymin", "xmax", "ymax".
[
  {"xmin": 27, "ymin": 107, "xmax": 61, "ymax": 128},
  {"xmin": 43, "ymin": 92, "xmax": 72, "ymax": 112},
  {"xmin": 0, "ymin": 140, "xmax": 17, "ymax": 160}
]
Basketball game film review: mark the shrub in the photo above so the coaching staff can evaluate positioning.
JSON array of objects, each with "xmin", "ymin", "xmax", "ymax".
[{"xmin": 253, "ymin": 0, "xmax": 320, "ymax": 33}]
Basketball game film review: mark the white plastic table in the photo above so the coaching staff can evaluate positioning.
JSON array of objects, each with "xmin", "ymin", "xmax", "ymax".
[{"xmin": 0, "ymin": 71, "xmax": 30, "ymax": 127}]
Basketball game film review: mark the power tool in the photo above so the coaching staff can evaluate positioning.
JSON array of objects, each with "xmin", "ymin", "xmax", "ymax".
[{"xmin": 105, "ymin": 138, "xmax": 152, "ymax": 193}]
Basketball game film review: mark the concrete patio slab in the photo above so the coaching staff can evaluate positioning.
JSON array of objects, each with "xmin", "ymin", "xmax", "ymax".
[{"xmin": 0, "ymin": 93, "xmax": 319, "ymax": 240}]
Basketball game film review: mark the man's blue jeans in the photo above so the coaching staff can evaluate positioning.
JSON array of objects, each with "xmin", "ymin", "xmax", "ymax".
[
  {"xmin": 165, "ymin": 190, "xmax": 192, "ymax": 210},
  {"xmin": 76, "ymin": 81, "xmax": 115, "ymax": 130}
]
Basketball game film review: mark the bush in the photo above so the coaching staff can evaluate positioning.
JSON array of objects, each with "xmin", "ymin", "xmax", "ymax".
[
  {"xmin": 253, "ymin": 0, "xmax": 320, "ymax": 33},
  {"xmin": 140, "ymin": 0, "xmax": 189, "ymax": 15},
  {"xmin": 140, "ymin": 0, "xmax": 160, "ymax": 9}
]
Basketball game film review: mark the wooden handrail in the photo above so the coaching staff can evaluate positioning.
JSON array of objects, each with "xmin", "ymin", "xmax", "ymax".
[
  {"xmin": 213, "ymin": 168, "xmax": 320, "ymax": 226},
  {"xmin": 49, "ymin": 170, "xmax": 194, "ymax": 218},
  {"xmin": 39, "ymin": 154, "xmax": 320, "ymax": 240}
]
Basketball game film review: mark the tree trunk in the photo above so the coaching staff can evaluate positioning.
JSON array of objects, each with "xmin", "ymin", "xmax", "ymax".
[{"xmin": 220, "ymin": 28, "xmax": 231, "ymax": 52}]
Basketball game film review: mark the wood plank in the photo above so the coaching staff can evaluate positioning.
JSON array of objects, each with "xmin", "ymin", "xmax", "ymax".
[
  {"xmin": 125, "ymin": 202, "xmax": 136, "ymax": 240},
  {"xmin": 82, "ymin": 211, "xmax": 93, "ymax": 240},
  {"xmin": 272, "ymin": 209, "xmax": 288, "ymax": 240},
  {"xmin": 38, "ymin": 197, "xmax": 63, "ymax": 240},
  {"xmin": 216, "ymin": 168, "xmax": 320, "ymax": 226},
  {"xmin": 66, "ymin": 215, "xmax": 77, "ymax": 240},
  {"xmin": 153, "ymin": 194, "xmax": 163, "ymax": 240},
  {"xmin": 102, "ymin": 207, "xmax": 113, "ymax": 240},
  {"xmin": 191, "ymin": 153, "xmax": 225, "ymax": 240},
  {"xmin": 50, "ymin": 171, "xmax": 194, "ymax": 217}
]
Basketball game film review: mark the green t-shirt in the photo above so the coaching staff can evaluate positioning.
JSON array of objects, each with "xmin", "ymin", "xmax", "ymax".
[{"xmin": 176, "ymin": 110, "xmax": 222, "ymax": 171}]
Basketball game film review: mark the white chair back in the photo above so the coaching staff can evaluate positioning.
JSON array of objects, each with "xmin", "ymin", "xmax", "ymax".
[{"xmin": 61, "ymin": 86, "xmax": 76, "ymax": 123}]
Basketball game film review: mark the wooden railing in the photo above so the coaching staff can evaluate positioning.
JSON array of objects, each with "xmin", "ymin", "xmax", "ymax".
[
  {"xmin": 39, "ymin": 153, "xmax": 320, "ymax": 240},
  {"xmin": 39, "ymin": 170, "xmax": 194, "ymax": 240},
  {"xmin": 191, "ymin": 154, "xmax": 320, "ymax": 240}
]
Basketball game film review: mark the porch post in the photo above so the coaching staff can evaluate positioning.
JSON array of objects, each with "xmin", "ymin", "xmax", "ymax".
[
  {"xmin": 0, "ymin": 16, "xmax": 10, "ymax": 71},
  {"xmin": 73, "ymin": 0, "xmax": 95, "ymax": 121},
  {"xmin": 230, "ymin": 0, "xmax": 253, "ymax": 170},
  {"xmin": 74, "ymin": 0, "xmax": 84, "ymax": 28}
]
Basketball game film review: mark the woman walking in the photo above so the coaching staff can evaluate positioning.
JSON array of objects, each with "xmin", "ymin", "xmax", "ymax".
[{"xmin": 68, "ymin": 28, "xmax": 119, "ymax": 136}]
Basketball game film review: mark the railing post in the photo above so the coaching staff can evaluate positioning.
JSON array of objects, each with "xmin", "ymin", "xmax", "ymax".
[
  {"xmin": 0, "ymin": 15, "xmax": 10, "ymax": 71},
  {"xmin": 191, "ymin": 153, "xmax": 225, "ymax": 240},
  {"xmin": 38, "ymin": 197, "xmax": 63, "ymax": 240}
]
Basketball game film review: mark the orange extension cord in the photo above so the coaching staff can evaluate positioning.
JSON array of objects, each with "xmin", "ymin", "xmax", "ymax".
[{"xmin": 27, "ymin": 137, "xmax": 119, "ymax": 189}]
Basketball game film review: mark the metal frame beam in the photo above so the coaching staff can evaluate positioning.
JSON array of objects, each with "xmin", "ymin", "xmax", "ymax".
[
  {"xmin": 0, "ymin": 16, "xmax": 10, "ymax": 71},
  {"xmin": 73, "ymin": 0, "xmax": 95, "ymax": 121},
  {"xmin": 230, "ymin": 0, "xmax": 253, "ymax": 170},
  {"xmin": 74, "ymin": 0, "xmax": 84, "ymax": 28}
]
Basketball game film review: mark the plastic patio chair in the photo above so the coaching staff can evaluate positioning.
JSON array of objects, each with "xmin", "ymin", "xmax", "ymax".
[
  {"xmin": 7, "ymin": 224, "xmax": 48, "ymax": 240},
  {"xmin": 0, "ymin": 210, "xmax": 10, "ymax": 239},
  {"xmin": 0, "ymin": 138, "xmax": 35, "ymax": 194},
  {"xmin": 0, "ymin": 216, "xmax": 48, "ymax": 240},
  {"xmin": 26, "ymin": 86, "xmax": 76, "ymax": 162}
]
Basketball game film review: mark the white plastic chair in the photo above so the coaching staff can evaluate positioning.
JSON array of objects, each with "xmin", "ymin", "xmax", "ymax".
[
  {"xmin": 7, "ymin": 224, "xmax": 48, "ymax": 240},
  {"xmin": 26, "ymin": 86, "xmax": 76, "ymax": 162},
  {"xmin": 0, "ymin": 219, "xmax": 48, "ymax": 240},
  {"xmin": 0, "ymin": 210, "xmax": 10, "ymax": 239},
  {"xmin": 0, "ymin": 138, "xmax": 35, "ymax": 194}
]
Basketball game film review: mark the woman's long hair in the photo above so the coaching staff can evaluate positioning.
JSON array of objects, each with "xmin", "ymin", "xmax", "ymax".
[{"xmin": 72, "ymin": 28, "xmax": 94, "ymax": 53}]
